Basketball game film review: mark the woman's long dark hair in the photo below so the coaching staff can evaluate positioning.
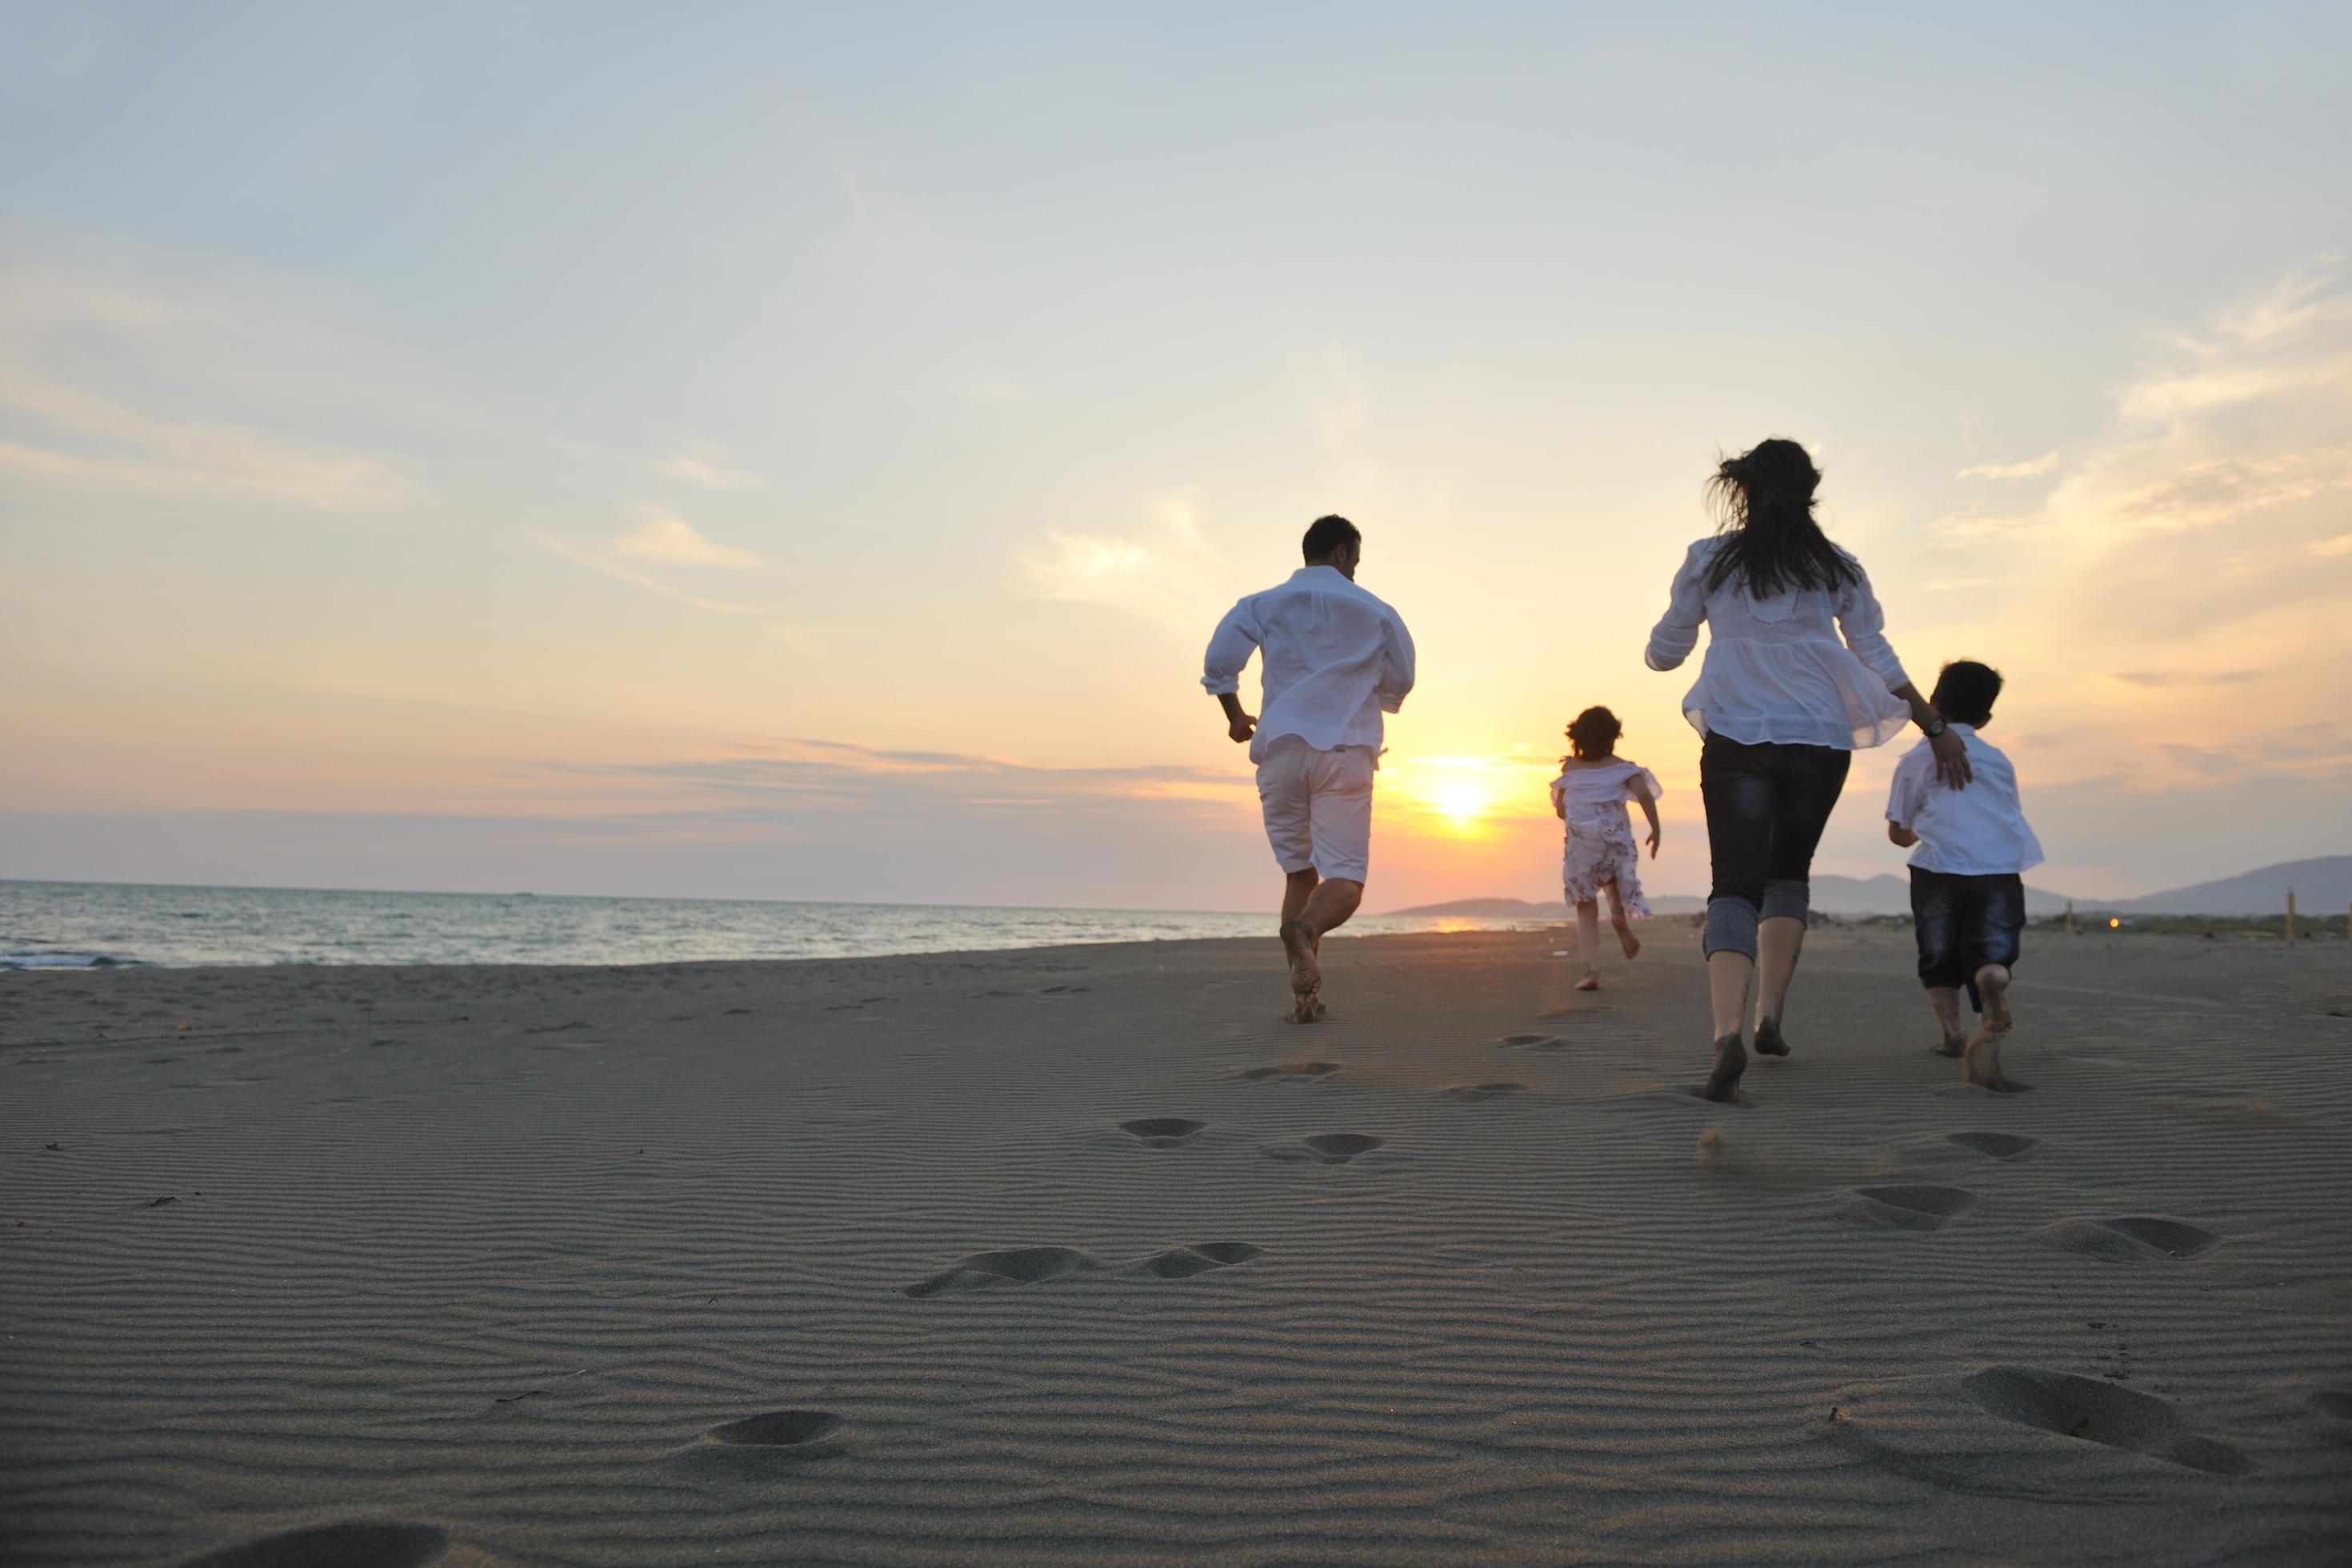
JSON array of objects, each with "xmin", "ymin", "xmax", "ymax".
[{"xmin": 1702, "ymin": 438, "xmax": 1859, "ymax": 598}]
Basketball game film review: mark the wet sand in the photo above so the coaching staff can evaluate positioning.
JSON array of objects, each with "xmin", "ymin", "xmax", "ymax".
[{"xmin": 3, "ymin": 926, "xmax": 2349, "ymax": 1565}]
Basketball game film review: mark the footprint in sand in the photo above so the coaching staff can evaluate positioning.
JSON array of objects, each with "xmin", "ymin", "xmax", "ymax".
[
  {"xmin": 1240, "ymin": 1061, "xmax": 1343, "ymax": 1082},
  {"xmin": 179, "ymin": 1522, "xmax": 450, "ymax": 1568},
  {"xmin": 2038, "ymin": 1215, "xmax": 2219, "ymax": 1261},
  {"xmin": 1119, "ymin": 1117, "xmax": 1207, "ymax": 1148},
  {"xmin": 709, "ymin": 1409, "xmax": 842, "ymax": 1450},
  {"xmin": 1039, "ymin": 984, "xmax": 1091, "ymax": 996},
  {"xmin": 1439, "ymin": 1082, "xmax": 1526, "ymax": 1102},
  {"xmin": 2308, "ymin": 1390, "xmax": 2352, "ymax": 1421},
  {"xmin": 906, "ymin": 1242, "xmax": 1259, "ymax": 1296},
  {"xmin": 1934, "ymin": 1078, "xmax": 2031, "ymax": 1098},
  {"xmin": 1124, "ymin": 1242, "xmax": 1263, "ymax": 1278},
  {"xmin": 1962, "ymin": 1366, "xmax": 2250, "ymax": 1474},
  {"xmin": 1496, "ymin": 1034, "xmax": 1567, "ymax": 1050},
  {"xmin": 1264, "ymin": 1132, "xmax": 1385, "ymax": 1164},
  {"xmin": 1842, "ymin": 1186, "xmax": 1978, "ymax": 1233},
  {"xmin": 1945, "ymin": 1131, "xmax": 2040, "ymax": 1160}
]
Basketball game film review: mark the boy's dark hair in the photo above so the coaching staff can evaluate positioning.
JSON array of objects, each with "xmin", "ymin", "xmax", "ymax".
[
  {"xmin": 1302, "ymin": 514, "xmax": 1360, "ymax": 562},
  {"xmin": 1930, "ymin": 659, "xmax": 2002, "ymax": 726},
  {"xmin": 1565, "ymin": 706, "xmax": 1622, "ymax": 761}
]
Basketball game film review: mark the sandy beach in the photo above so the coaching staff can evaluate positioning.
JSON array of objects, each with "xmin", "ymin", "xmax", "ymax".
[{"xmin": 4, "ymin": 926, "xmax": 2349, "ymax": 1566}]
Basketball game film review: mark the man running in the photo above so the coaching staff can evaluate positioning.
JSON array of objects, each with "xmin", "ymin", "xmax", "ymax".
[{"xmin": 1202, "ymin": 514, "xmax": 1417, "ymax": 1021}]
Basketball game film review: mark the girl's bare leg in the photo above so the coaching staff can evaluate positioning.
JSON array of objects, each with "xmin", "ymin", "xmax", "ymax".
[
  {"xmin": 1573, "ymin": 898, "xmax": 1602, "ymax": 988},
  {"xmin": 1605, "ymin": 881, "xmax": 1640, "ymax": 960}
]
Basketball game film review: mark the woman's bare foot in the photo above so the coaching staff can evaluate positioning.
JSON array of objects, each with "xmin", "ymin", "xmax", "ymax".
[
  {"xmin": 1752, "ymin": 1017, "xmax": 1789, "ymax": 1058},
  {"xmin": 1701, "ymin": 1034, "xmax": 1746, "ymax": 1102},
  {"xmin": 1576, "ymin": 970, "xmax": 1601, "ymax": 992},
  {"xmin": 1613, "ymin": 918, "xmax": 1641, "ymax": 960},
  {"xmin": 1962, "ymin": 1023, "xmax": 2006, "ymax": 1088},
  {"xmin": 1279, "ymin": 920, "xmax": 1320, "ymax": 1011},
  {"xmin": 1929, "ymin": 1033, "xmax": 1967, "ymax": 1058}
]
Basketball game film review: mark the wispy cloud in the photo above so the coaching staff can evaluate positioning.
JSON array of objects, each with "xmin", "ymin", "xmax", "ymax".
[
  {"xmin": 2110, "ymin": 670, "xmax": 2264, "ymax": 688},
  {"xmin": 1022, "ymin": 495, "xmax": 1228, "ymax": 631},
  {"xmin": 611, "ymin": 506, "xmax": 762, "ymax": 569},
  {"xmin": 2310, "ymin": 532, "xmax": 2352, "ymax": 558},
  {"xmin": 0, "ymin": 371, "xmax": 410, "ymax": 510},
  {"xmin": 526, "ymin": 520, "xmax": 760, "ymax": 614},
  {"xmin": 654, "ymin": 442, "xmax": 766, "ymax": 491},
  {"xmin": 1956, "ymin": 450, "xmax": 2059, "ymax": 480}
]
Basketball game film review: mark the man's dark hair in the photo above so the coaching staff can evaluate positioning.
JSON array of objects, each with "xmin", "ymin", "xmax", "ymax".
[
  {"xmin": 1930, "ymin": 659, "xmax": 2003, "ymax": 726},
  {"xmin": 1302, "ymin": 514, "xmax": 1360, "ymax": 562}
]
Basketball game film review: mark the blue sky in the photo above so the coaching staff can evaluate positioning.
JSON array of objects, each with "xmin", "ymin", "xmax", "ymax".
[{"xmin": 4, "ymin": 2, "xmax": 2348, "ymax": 906}]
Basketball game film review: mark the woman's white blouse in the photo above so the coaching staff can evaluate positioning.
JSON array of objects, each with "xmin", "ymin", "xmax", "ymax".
[{"xmin": 1644, "ymin": 537, "xmax": 1911, "ymax": 750}]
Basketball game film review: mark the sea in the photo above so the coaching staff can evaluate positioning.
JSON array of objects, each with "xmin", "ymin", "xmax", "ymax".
[{"xmin": 0, "ymin": 880, "xmax": 1527, "ymax": 970}]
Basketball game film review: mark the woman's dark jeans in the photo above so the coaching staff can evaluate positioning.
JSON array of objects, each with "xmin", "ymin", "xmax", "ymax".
[{"xmin": 1698, "ymin": 731, "xmax": 1852, "ymax": 960}]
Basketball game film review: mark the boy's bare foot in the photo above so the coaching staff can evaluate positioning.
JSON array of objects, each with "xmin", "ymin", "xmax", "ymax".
[
  {"xmin": 1752, "ymin": 1017, "xmax": 1789, "ymax": 1058},
  {"xmin": 1576, "ymin": 970, "xmax": 1601, "ymax": 991},
  {"xmin": 1614, "ymin": 918, "xmax": 1641, "ymax": 960},
  {"xmin": 1701, "ymin": 1034, "xmax": 1747, "ymax": 1102},
  {"xmin": 1929, "ymin": 1033, "xmax": 1967, "ymax": 1058},
  {"xmin": 1279, "ymin": 919, "xmax": 1320, "ymax": 1007},
  {"xmin": 1976, "ymin": 966, "xmax": 2013, "ymax": 1035},
  {"xmin": 1962, "ymin": 1022, "xmax": 2006, "ymax": 1088}
]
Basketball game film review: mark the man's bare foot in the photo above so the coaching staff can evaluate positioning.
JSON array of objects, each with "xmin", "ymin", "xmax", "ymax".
[
  {"xmin": 1576, "ymin": 970, "xmax": 1601, "ymax": 992},
  {"xmin": 1752, "ymin": 1017, "xmax": 1789, "ymax": 1058},
  {"xmin": 1279, "ymin": 919, "xmax": 1320, "ymax": 1006},
  {"xmin": 1701, "ymin": 1034, "xmax": 1747, "ymax": 1102},
  {"xmin": 1613, "ymin": 918, "xmax": 1641, "ymax": 960},
  {"xmin": 1928, "ymin": 1034, "xmax": 1966, "ymax": 1058},
  {"xmin": 1288, "ymin": 989, "xmax": 1327, "ymax": 1025},
  {"xmin": 1962, "ymin": 1022, "xmax": 2006, "ymax": 1088}
]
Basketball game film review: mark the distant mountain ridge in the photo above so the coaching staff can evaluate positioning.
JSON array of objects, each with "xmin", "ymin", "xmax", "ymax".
[{"xmin": 1386, "ymin": 855, "xmax": 2350, "ymax": 920}]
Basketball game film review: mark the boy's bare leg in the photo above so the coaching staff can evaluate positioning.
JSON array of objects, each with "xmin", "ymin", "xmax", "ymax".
[
  {"xmin": 1574, "ymin": 898, "xmax": 1602, "ymax": 989},
  {"xmin": 1963, "ymin": 964, "xmax": 2012, "ymax": 1086},
  {"xmin": 1606, "ymin": 881, "xmax": 1641, "ymax": 960},
  {"xmin": 1282, "ymin": 874, "xmax": 1363, "ymax": 1022},
  {"xmin": 1926, "ymin": 986, "xmax": 1968, "ymax": 1055}
]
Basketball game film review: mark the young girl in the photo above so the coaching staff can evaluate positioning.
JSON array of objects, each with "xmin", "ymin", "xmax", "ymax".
[{"xmin": 1550, "ymin": 706, "xmax": 1663, "ymax": 991}]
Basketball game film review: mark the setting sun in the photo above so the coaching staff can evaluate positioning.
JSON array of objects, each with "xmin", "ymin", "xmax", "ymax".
[{"xmin": 1435, "ymin": 779, "xmax": 1488, "ymax": 832}]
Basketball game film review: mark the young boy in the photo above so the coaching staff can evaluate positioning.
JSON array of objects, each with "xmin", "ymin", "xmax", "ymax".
[{"xmin": 1886, "ymin": 660, "xmax": 2043, "ymax": 1088}]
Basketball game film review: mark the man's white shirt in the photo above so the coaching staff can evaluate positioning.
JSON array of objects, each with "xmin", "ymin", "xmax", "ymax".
[{"xmin": 1202, "ymin": 565, "xmax": 1416, "ymax": 763}]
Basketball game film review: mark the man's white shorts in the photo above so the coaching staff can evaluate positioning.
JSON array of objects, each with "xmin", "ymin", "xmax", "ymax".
[{"xmin": 1256, "ymin": 736, "xmax": 1376, "ymax": 883}]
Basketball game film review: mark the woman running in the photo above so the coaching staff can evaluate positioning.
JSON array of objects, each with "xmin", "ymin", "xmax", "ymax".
[{"xmin": 1646, "ymin": 438, "xmax": 1969, "ymax": 1101}]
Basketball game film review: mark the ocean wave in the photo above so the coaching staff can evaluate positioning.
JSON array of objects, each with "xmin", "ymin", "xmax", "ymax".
[{"xmin": 0, "ymin": 950, "xmax": 146, "ymax": 970}]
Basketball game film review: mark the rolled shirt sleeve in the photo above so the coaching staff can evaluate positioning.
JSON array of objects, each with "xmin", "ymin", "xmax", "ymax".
[
  {"xmin": 1886, "ymin": 751, "xmax": 1925, "ymax": 830},
  {"xmin": 1374, "ymin": 611, "xmax": 1416, "ymax": 714},
  {"xmin": 1201, "ymin": 595, "xmax": 1262, "ymax": 695},
  {"xmin": 1836, "ymin": 565, "xmax": 1911, "ymax": 694},
  {"xmin": 1644, "ymin": 543, "xmax": 1710, "ymax": 671}
]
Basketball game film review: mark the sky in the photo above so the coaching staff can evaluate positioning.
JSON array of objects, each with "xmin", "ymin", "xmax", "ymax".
[{"xmin": 3, "ymin": 2, "xmax": 2349, "ymax": 911}]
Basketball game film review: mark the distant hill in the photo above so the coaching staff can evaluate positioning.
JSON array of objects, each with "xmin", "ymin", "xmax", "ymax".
[
  {"xmin": 1386, "ymin": 855, "xmax": 2350, "ymax": 922},
  {"xmin": 2106, "ymin": 855, "xmax": 2352, "ymax": 916}
]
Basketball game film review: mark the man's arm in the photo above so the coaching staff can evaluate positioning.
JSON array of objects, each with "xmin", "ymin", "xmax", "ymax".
[
  {"xmin": 1202, "ymin": 598, "xmax": 1262, "ymax": 744},
  {"xmin": 1375, "ymin": 613, "xmax": 1416, "ymax": 714}
]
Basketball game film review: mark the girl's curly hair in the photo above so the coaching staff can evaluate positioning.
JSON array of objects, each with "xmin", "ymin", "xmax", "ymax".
[{"xmin": 1564, "ymin": 706, "xmax": 1622, "ymax": 762}]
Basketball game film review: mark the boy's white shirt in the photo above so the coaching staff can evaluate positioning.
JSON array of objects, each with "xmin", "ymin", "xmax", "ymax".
[{"xmin": 1886, "ymin": 725, "xmax": 2044, "ymax": 876}]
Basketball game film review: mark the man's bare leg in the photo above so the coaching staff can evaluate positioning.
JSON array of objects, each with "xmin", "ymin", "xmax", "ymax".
[
  {"xmin": 1703, "ymin": 950, "xmax": 1751, "ymax": 1101},
  {"xmin": 1751, "ymin": 914, "xmax": 1804, "ymax": 1058},
  {"xmin": 1574, "ymin": 898, "xmax": 1602, "ymax": 989},
  {"xmin": 1280, "ymin": 869, "xmax": 1322, "ymax": 1018},
  {"xmin": 1926, "ymin": 986, "xmax": 1967, "ymax": 1056},
  {"xmin": 1606, "ymin": 881, "xmax": 1641, "ymax": 960},
  {"xmin": 1282, "ymin": 874, "xmax": 1364, "ymax": 1021},
  {"xmin": 1964, "ymin": 964, "xmax": 2012, "ymax": 1087}
]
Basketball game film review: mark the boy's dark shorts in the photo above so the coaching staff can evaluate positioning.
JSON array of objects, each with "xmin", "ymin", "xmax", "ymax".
[{"xmin": 1910, "ymin": 867, "xmax": 2025, "ymax": 1010}]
